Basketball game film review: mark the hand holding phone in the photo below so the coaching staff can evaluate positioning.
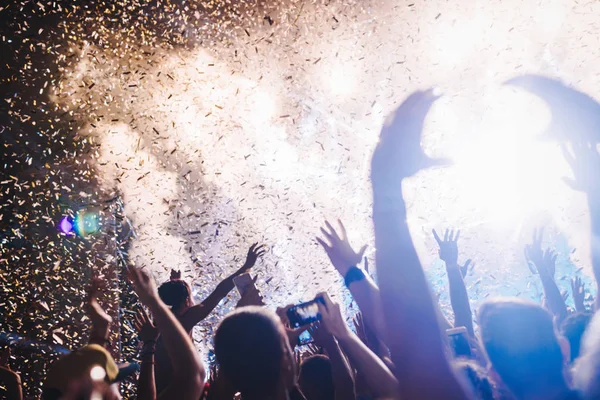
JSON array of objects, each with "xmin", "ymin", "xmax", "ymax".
[
  {"xmin": 447, "ymin": 327, "xmax": 472, "ymax": 358},
  {"xmin": 315, "ymin": 292, "xmax": 351, "ymax": 339},
  {"xmin": 233, "ymin": 273, "xmax": 254, "ymax": 296}
]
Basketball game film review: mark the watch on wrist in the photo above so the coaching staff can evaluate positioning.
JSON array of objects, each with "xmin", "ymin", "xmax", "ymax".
[{"xmin": 344, "ymin": 266, "xmax": 366, "ymax": 288}]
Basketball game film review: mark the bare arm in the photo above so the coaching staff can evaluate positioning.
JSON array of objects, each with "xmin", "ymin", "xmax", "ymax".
[
  {"xmin": 87, "ymin": 277, "xmax": 112, "ymax": 348},
  {"xmin": 561, "ymin": 143, "xmax": 600, "ymax": 310},
  {"xmin": 309, "ymin": 323, "xmax": 355, "ymax": 400},
  {"xmin": 525, "ymin": 229, "xmax": 568, "ymax": 323},
  {"xmin": 181, "ymin": 244, "xmax": 265, "ymax": 330},
  {"xmin": 133, "ymin": 308, "xmax": 160, "ymax": 400},
  {"xmin": 138, "ymin": 351, "xmax": 156, "ymax": 400},
  {"xmin": 447, "ymin": 265, "xmax": 474, "ymax": 336},
  {"xmin": 370, "ymin": 90, "xmax": 470, "ymax": 399},
  {"xmin": 318, "ymin": 293, "xmax": 398, "ymax": 399},
  {"xmin": 317, "ymin": 222, "xmax": 388, "ymax": 344},
  {"xmin": 433, "ymin": 229, "xmax": 475, "ymax": 337},
  {"xmin": 128, "ymin": 266, "xmax": 205, "ymax": 400}
]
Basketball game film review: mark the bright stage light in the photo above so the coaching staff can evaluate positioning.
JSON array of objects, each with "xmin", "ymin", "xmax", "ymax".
[
  {"xmin": 251, "ymin": 90, "xmax": 276, "ymax": 122},
  {"xmin": 446, "ymin": 85, "xmax": 568, "ymax": 224},
  {"xmin": 328, "ymin": 65, "xmax": 354, "ymax": 96}
]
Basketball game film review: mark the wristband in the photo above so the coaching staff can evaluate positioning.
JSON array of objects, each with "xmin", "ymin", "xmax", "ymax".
[
  {"xmin": 344, "ymin": 266, "xmax": 366, "ymax": 288},
  {"xmin": 141, "ymin": 341, "xmax": 156, "ymax": 355},
  {"xmin": 141, "ymin": 349, "xmax": 156, "ymax": 357}
]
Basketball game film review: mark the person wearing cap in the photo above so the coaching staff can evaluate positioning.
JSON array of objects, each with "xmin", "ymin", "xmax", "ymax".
[{"xmin": 42, "ymin": 344, "xmax": 121, "ymax": 400}]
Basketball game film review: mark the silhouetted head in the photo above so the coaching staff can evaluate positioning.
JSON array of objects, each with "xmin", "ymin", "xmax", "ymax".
[
  {"xmin": 561, "ymin": 312, "xmax": 592, "ymax": 363},
  {"xmin": 158, "ymin": 273, "xmax": 193, "ymax": 314},
  {"xmin": 214, "ymin": 306, "xmax": 295, "ymax": 400},
  {"xmin": 478, "ymin": 298, "xmax": 567, "ymax": 399},
  {"xmin": 298, "ymin": 355, "xmax": 334, "ymax": 400}
]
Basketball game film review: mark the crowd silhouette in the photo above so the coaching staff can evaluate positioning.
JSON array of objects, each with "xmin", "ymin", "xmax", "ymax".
[{"xmin": 4, "ymin": 76, "xmax": 600, "ymax": 400}]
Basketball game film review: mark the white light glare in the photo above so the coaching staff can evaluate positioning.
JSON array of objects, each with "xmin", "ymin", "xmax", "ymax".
[
  {"xmin": 329, "ymin": 65, "xmax": 354, "ymax": 96},
  {"xmin": 90, "ymin": 365, "xmax": 106, "ymax": 381},
  {"xmin": 450, "ymin": 86, "xmax": 567, "ymax": 223},
  {"xmin": 252, "ymin": 91, "xmax": 276, "ymax": 122}
]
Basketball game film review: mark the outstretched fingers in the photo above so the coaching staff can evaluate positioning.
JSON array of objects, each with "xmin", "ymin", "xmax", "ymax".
[
  {"xmin": 453, "ymin": 229, "xmax": 461, "ymax": 242},
  {"xmin": 338, "ymin": 219, "xmax": 348, "ymax": 241},
  {"xmin": 432, "ymin": 229, "xmax": 442, "ymax": 246},
  {"xmin": 324, "ymin": 220, "xmax": 341, "ymax": 242},
  {"xmin": 253, "ymin": 244, "xmax": 267, "ymax": 257},
  {"xmin": 316, "ymin": 236, "xmax": 332, "ymax": 252}
]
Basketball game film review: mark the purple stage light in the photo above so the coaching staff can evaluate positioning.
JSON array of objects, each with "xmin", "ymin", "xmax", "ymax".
[{"xmin": 59, "ymin": 216, "xmax": 74, "ymax": 235}]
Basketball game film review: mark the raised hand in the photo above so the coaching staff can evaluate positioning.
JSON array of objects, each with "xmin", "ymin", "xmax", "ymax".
[
  {"xmin": 432, "ymin": 228, "xmax": 460, "ymax": 265},
  {"xmin": 525, "ymin": 228, "xmax": 567, "ymax": 322},
  {"xmin": 308, "ymin": 321, "xmax": 333, "ymax": 348},
  {"xmin": 561, "ymin": 142, "xmax": 600, "ymax": 195},
  {"xmin": 236, "ymin": 278, "xmax": 265, "ymax": 308},
  {"xmin": 127, "ymin": 265, "xmax": 159, "ymax": 306},
  {"xmin": 371, "ymin": 89, "xmax": 449, "ymax": 194},
  {"xmin": 317, "ymin": 293, "xmax": 350, "ymax": 339},
  {"xmin": 87, "ymin": 276, "xmax": 112, "ymax": 333},
  {"xmin": 170, "ymin": 269, "xmax": 182, "ymax": 280},
  {"xmin": 459, "ymin": 259, "xmax": 474, "ymax": 279},
  {"xmin": 571, "ymin": 276, "xmax": 586, "ymax": 312},
  {"xmin": 316, "ymin": 220, "xmax": 367, "ymax": 277},
  {"xmin": 133, "ymin": 307, "xmax": 160, "ymax": 343},
  {"xmin": 525, "ymin": 228, "xmax": 558, "ymax": 279},
  {"xmin": 240, "ymin": 243, "xmax": 266, "ymax": 273},
  {"xmin": 275, "ymin": 304, "xmax": 307, "ymax": 349}
]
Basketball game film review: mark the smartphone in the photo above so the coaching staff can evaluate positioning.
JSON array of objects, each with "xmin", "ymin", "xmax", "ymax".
[
  {"xmin": 447, "ymin": 327, "xmax": 472, "ymax": 358},
  {"xmin": 297, "ymin": 329, "xmax": 314, "ymax": 346},
  {"xmin": 287, "ymin": 296, "xmax": 325, "ymax": 328},
  {"xmin": 233, "ymin": 273, "xmax": 254, "ymax": 296}
]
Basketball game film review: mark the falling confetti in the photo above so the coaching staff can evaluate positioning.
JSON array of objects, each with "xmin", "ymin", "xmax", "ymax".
[{"xmin": 2, "ymin": 0, "xmax": 600, "ymax": 398}]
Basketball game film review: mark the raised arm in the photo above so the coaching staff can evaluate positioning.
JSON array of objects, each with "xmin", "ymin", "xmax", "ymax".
[
  {"xmin": 133, "ymin": 308, "xmax": 160, "ymax": 400},
  {"xmin": 86, "ymin": 277, "xmax": 113, "ymax": 348},
  {"xmin": 525, "ymin": 229, "xmax": 568, "ymax": 323},
  {"xmin": 317, "ymin": 293, "xmax": 398, "ymax": 399},
  {"xmin": 433, "ymin": 229, "xmax": 475, "ymax": 337},
  {"xmin": 370, "ymin": 90, "xmax": 469, "ymax": 399},
  {"xmin": 309, "ymin": 322, "xmax": 356, "ymax": 400},
  {"xmin": 316, "ymin": 222, "xmax": 387, "ymax": 344},
  {"xmin": 181, "ymin": 243, "xmax": 265, "ymax": 329},
  {"xmin": 128, "ymin": 265, "xmax": 205, "ymax": 400},
  {"xmin": 561, "ymin": 142, "xmax": 600, "ymax": 311}
]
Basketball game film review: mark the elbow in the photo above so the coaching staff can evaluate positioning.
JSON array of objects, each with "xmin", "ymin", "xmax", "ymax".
[
  {"xmin": 180, "ymin": 359, "xmax": 206, "ymax": 393},
  {"xmin": 186, "ymin": 366, "xmax": 206, "ymax": 397},
  {"xmin": 194, "ymin": 362, "xmax": 207, "ymax": 390}
]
